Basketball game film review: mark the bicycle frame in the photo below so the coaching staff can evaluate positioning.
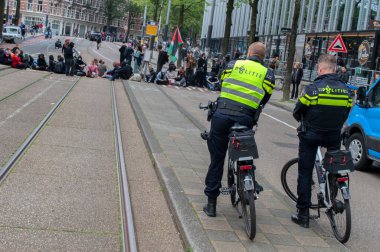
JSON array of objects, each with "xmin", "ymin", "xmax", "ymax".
[{"xmin": 314, "ymin": 147, "xmax": 351, "ymax": 210}]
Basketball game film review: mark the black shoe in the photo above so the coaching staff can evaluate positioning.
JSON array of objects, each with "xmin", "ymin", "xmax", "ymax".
[
  {"xmin": 291, "ymin": 208, "xmax": 310, "ymax": 228},
  {"xmin": 203, "ymin": 197, "xmax": 217, "ymax": 217}
]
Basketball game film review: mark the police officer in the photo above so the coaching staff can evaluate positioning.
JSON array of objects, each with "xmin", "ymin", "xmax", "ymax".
[
  {"xmin": 203, "ymin": 42, "xmax": 275, "ymax": 217},
  {"xmin": 292, "ymin": 54, "xmax": 353, "ymax": 227}
]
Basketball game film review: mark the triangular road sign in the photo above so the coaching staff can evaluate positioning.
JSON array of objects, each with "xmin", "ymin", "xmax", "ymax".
[{"xmin": 328, "ymin": 34, "xmax": 347, "ymax": 53}]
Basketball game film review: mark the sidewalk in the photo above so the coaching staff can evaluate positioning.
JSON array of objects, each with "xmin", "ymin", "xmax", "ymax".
[
  {"xmin": 0, "ymin": 77, "xmax": 120, "ymax": 251},
  {"xmin": 269, "ymin": 90, "xmax": 297, "ymax": 112},
  {"xmin": 123, "ymin": 80, "xmax": 348, "ymax": 252}
]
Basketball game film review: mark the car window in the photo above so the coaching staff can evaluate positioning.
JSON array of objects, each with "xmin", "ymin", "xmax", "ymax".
[
  {"xmin": 371, "ymin": 84, "xmax": 380, "ymax": 107},
  {"xmin": 7, "ymin": 28, "xmax": 18, "ymax": 34}
]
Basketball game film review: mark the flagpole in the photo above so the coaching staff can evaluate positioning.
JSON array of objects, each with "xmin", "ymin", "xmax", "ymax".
[{"xmin": 163, "ymin": 0, "xmax": 172, "ymax": 42}]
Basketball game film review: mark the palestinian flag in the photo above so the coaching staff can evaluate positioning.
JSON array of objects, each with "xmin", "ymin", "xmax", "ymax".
[{"xmin": 168, "ymin": 27, "xmax": 183, "ymax": 62}]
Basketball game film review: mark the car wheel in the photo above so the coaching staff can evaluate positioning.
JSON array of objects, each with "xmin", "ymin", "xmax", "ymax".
[{"xmin": 346, "ymin": 133, "xmax": 373, "ymax": 171}]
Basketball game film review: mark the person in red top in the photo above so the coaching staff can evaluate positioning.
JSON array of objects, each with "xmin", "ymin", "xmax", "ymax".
[{"xmin": 12, "ymin": 49, "xmax": 27, "ymax": 69}]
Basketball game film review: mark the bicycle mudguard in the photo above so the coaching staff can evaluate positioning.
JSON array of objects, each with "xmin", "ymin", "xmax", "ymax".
[{"xmin": 339, "ymin": 185, "xmax": 351, "ymax": 200}]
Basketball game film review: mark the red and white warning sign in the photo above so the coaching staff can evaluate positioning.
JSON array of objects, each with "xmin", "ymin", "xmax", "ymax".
[{"xmin": 328, "ymin": 34, "xmax": 347, "ymax": 53}]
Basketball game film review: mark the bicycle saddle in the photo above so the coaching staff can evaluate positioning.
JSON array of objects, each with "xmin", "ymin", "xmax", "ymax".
[{"xmin": 230, "ymin": 123, "xmax": 248, "ymax": 132}]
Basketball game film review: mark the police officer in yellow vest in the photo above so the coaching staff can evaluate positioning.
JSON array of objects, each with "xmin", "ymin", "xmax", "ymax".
[
  {"xmin": 204, "ymin": 42, "xmax": 275, "ymax": 217},
  {"xmin": 292, "ymin": 54, "xmax": 353, "ymax": 227}
]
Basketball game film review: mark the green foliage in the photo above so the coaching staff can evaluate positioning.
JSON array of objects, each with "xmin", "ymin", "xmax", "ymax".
[{"xmin": 103, "ymin": 0, "xmax": 126, "ymax": 25}]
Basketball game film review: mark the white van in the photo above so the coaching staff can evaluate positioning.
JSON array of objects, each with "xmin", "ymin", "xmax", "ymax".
[{"xmin": 2, "ymin": 26, "xmax": 22, "ymax": 43}]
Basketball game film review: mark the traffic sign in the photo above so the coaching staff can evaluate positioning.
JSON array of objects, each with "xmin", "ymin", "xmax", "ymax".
[
  {"xmin": 328, "ymin": 34, "xmax": 347, "ymax": 53},
  {"xmin": 146, "ymin": 24, "xmax": 158, "ymax": 36}
]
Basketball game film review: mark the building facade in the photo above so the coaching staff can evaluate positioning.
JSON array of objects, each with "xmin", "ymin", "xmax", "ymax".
[
  {"xmin": 5, "ymin": 0, "xmax": 141, "ymax": 38},
  {"xmin": 201, "ymin": 0, "xmax": 380, "ymax": 82}
]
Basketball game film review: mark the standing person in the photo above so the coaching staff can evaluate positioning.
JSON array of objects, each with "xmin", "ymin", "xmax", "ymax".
[
  {"xmin": 62, "ymin": 39, "xmax": 75, "ymax": 76},
  {"xmin": 291, "ymin": 62, "xmax": 304, "ymax": 99},
  {"xmin": 119, "ymin": 42, "xmax": 127, "ymax": 63},
  {"xmin": 20, "ymin": 23, "xmax": 26, "ymax": 40},
  {"xmin": 234, "ymin": 49, "xmax": 241, "ymax": 60},
  {"xmin": 181, "ymin": 46, "xmax": 187, "ymax": 67},
  {"xmin": 96, "ymin": 35, "xmax": 102, "ymax": 50},
  {"xmin": 156, "ymin": 44, "xmax": 168, "ymax": 73},
  {"xmin": 338, "ymin": 66, "xmax": 350, "ymax": 84},
  {"xmin": 203, "ymin": 42, "xmax": 275, "ymax": 217},
  {"xmin": 133, "ymin": 45, "xmax": 142, "ymax": 74},
  {"xmin": 124, "ymin": 43, "xmax": 134, "ymax": 65},
  {"xmin": 185, "ymin": 51, "xmax": 196, "ymax": 86},
  {"xmin": 196, "ymin": 53, "xmax": 207, "ymax": 87},
  {"xmin": 291, "ymin": 54, "xmax": 352, "ymax": 228}
]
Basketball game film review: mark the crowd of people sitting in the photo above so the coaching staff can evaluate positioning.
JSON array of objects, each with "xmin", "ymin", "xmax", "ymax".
[{"xmin": 0, "ymin": 39, "xmax": 135, "ymax": 81}]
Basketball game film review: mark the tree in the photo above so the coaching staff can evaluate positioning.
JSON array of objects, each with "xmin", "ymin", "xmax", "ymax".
[
  {"xmin": 248, "ymin": 0, "xmax": 259, "ymax": 44},
  {"xmin": 103, "ymin": 0, "xmax": 125, "ymax": 32},
  {"xmin": 0, "ymin": 0, "xmax": 5, "ymax": 36},
  {"xmin": 221, "ymin": 0, "xmax": 234, "ymax": 56},
  {"xmin": 13, "ymin": 0, "xmax": 20, "ymax": 25},
  {"xmin": 125, "ymin": 1, "xmax": 142, "ymax": 41},
  {"xmin": 283, "ymin": 0, "xmax": 301, "ymax": 101}
]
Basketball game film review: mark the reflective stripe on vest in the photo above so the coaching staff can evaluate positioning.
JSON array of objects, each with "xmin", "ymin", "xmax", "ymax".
[{"xmin": 220, "ymin": 60, "xmax": 267, "ymax": 109}]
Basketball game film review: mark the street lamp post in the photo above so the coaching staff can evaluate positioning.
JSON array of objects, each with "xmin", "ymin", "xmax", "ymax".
[
  {"xmin": 205, "ymin": 0, "xmax": 216, "ymax": 56},
  {"xmin": 6, "ymin": 0, "xmax": 10, "ymax": 25},
  {"xmin": 163, "ymin": 0, "xmax": 171, "ymax": 42}
]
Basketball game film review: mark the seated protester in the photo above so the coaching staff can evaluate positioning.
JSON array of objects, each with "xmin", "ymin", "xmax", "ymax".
[
  {"xmin": 21, "ymin": 54, "xmax": 33, "ymax": 68},
  {"xmin": 0, "ymin": 48, "xmax": 12, "ymax": 65},
  {"xmin": 104, "ymin": 62, "xmax": 120, "ymax": 79},
  {"xmin": 111, "ymin": 61, "xmax": 133, "ymax": 81},
  {"xmin": 54, "ymin": 55, "xmax": 66, "ymax": 74},
  {"xmin": 174, "ymin": 67, "xmax": 186, "ymax": 87},
  {"xmin": 55, "ymin": 39, "xmax": 62, "ymax": 49},
  {"xmin": 86, "ymin": 59, "xmax": 99, "ymax": 78},
  {"xmin": 11, "ymin": 49, "xmax": 27, "ymax": 69},
  {"xmin": 167, "ymin": 62, "xmax": 177, "ymax": 81},
  {"xmin": 98, "ymin": 59, "xmax": 107, "ymax": 77},
  {"xmin": 34, "ymin": 54, "xmax": 48, "ymax": 71},
  {"xmin": 75, "ymin": 56, "xmax": 87, "ymax": 71},
  {"xmin": 48, "ymin": 55, "xmax": 56, "ymax": 72},
  {"xmin": 145, "ymin": 66, "xmax": 157, "ymax": 83},
  {"xmin": 156, "ymin": 69, "xmax": 169, "ymax": 85}
]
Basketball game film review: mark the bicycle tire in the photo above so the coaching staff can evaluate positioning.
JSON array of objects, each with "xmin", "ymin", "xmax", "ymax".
[
  {"xmin": 240, "ymin": 188, "xmax": 256, "ymax": 240},
  {"xmin": 327, "ymin": 183, "xmax": 351, "ymax": 243},
  {"xmin": 281, "ymin": 158, "xmax": 319, "ymax": 209}
]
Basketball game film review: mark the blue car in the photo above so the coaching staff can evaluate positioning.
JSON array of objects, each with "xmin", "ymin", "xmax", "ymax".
[{"xmin": 344, "ymin": 79, "xmax": 380, "ymax": 171}]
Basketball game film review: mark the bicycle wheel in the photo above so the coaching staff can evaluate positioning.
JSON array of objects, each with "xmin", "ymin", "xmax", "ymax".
[
  {"xmin": 240, "ymin": 188, "xmax": 256, "ymax": 240},
  {"xmin": 281, "ymin": 158, "xmax": 319, "ymax": 208},
  {"xmin": 327, "ymin": 181, "xmax": 351, "ymax": 243},
  {"xmin": 227, "ymin": 159, "xmax": 237, "ymax": 206}
]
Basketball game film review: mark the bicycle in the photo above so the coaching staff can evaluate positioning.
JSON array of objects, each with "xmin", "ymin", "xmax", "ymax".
[
  {"xmin": 199, "ymin": 101, "xmax": 263, "ymax": 240},
  {"xmin": 281, "ymin": 147, "xmax": 354, "ymax": 243}
]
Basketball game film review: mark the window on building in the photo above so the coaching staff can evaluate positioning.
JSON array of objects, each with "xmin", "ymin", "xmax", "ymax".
[
  {"xmin": 37, "ymin": 0, "xmax": 43, "ymax": 12},
  {"xmin": 27, "ymin": 0, "xmax": 33, "ymax": 11},
  {"xmin": 371, "ymin": 84, "xmax": 380, "ymax": 107},
  {"xmin": 13, "ymin": 0, "xmax": 17, "ymax": 9}
]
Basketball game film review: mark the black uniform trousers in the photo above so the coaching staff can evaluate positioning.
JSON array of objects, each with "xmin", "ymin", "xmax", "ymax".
[
  {"xmin": 297, "ymin": 128, "xmax": 341, "ymax": 209},
  {"xmin": 205, "ymin": 111, "xmax": 254, "ymax": 199}
]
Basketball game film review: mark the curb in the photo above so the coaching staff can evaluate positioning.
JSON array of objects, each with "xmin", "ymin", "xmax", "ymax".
[
  {"xmin": 123, "ymin": 80, "xmax": 215, "ymax": 252},
  {"xmin": 268, "ymin": 100, "xmax": 293, "ymax": 112}
]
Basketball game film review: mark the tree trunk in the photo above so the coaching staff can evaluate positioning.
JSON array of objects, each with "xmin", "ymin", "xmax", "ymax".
[
  {"xmin": 221, "ymin": 0, "xmax": 234, "ymax": 56},
  {"xmin": 283, "ymin": 0, "xmax": 301, "ymax": 101},
  {"xmin": 249, "ymin": 0, "xmax": 259, "ymax": 44},
  {"xmin": 13, "ymin": 0, "xmax": 20, "ymax": 25},
  {"xmin": 177, "ymin": 4, "xmax": 184, "ymax": 68},
  {"xmin": 0, "ymin": 0, "xmax": 5, "ymax": 36},
  {"xmin": 149, "ymin": 0, "xmax": 160, "ymax": 50},
  {"xmin": 126, "ymin": 13, "xmax": 132, "ymax": 41}
]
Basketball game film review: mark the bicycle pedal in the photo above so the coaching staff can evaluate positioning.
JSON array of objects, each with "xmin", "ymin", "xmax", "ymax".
[
  {"xmin": 220, "ymin": 187, "xmax": 233, "ymax": 195},
  {"xmin": 255, "ymin": 181, "xmax": 264, "ymax": 194},
  {"xmin": 200, "ymin": 131, "xmax": 209, "ymax": 141}
]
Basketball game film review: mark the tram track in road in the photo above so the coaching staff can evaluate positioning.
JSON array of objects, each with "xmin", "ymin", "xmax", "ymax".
[
  {"xmin": 111, "ymin": 81, "xmax": 137, "ymax": 252},
  {"xmin": 0, "ymin": 72, "xmax": 53, "ymax": 103},
  {"xmin": 0, "ymin": 76, "xmax": 81, "ymax": 181}
]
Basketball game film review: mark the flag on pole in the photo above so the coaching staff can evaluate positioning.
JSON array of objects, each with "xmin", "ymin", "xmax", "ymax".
[{"xmin": 168, "ymin": 27, "xmax": 183, "ymax": 62}]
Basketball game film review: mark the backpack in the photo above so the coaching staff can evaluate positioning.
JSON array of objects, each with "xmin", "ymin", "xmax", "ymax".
[{"xmin": 54, "ymin": 62, "xmax": 64, "ymax": 73}]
